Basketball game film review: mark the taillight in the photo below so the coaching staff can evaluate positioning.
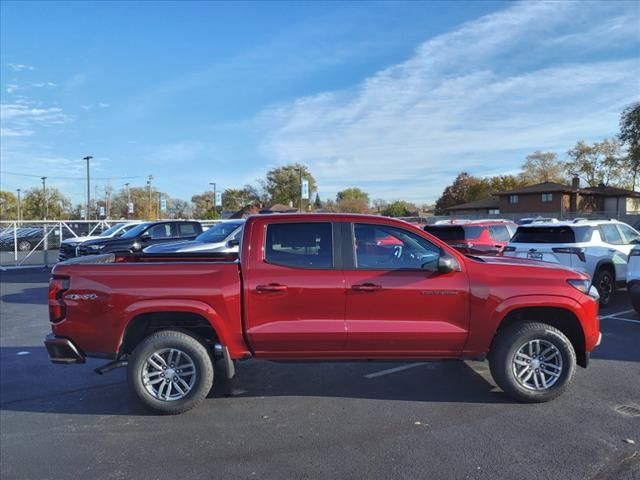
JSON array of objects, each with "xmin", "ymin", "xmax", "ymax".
[
  {"xmin": 48, "ymin": 276, "xmax": 69, "ymax": 323},
  {"xmin": 552, "ymin": 247, "xmax": 586, "ymax": 262}
]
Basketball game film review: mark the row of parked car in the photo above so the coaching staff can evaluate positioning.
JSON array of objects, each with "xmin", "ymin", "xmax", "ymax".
[
  {"xmin": 424, "ymin": 218, "xmax": 640, "ymax": 309},
  {"xmin": 57, "ymin": 219, "xmax": 244, "ymax": 261}
]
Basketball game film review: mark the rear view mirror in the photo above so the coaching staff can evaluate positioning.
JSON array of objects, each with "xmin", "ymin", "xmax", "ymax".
[{"xmin": 437, "ymin": 251, "xmax": 461, "ymax": 274}]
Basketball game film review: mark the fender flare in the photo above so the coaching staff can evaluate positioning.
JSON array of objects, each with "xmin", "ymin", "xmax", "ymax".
[
  {"xmin": 117, "ymin": 299, "xmax": 231, "ymax": 351},
  {"xmin": 593, "ymin": 259, "xmax": 615, "ymax": 282}
]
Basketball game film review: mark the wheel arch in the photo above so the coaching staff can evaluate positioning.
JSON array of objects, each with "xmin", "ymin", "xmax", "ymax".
[
  {"xmin": 491, "ymin": 306, "xmax": 587, "ymax": 367},
  {"xmin": 118, "ymin": 300, "xmax": 227, "ymax": 357}
]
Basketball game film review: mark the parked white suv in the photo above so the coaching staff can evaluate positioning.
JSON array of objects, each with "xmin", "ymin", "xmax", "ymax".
[
  {"xmin": 503, "ymin": 219, "xmax": 640, "ymax": 306},
  {"xmin": 627, "ymin": 245, "xmax": 640, "ymax": 313}
]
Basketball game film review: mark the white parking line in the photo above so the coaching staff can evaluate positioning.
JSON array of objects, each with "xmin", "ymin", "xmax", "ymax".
[
  {"xmin": 601, "ymin": 316, "xmax": 640, "ymax": 324},
  {"xmin": 600, "ymin": 309, "xmax": 636, "ymax": 319},
  {"xmin": 364, "ymin": 363, "xmax": 425, "ymax": 379}
]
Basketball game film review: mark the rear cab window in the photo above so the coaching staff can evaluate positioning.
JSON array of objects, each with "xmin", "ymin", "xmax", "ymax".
[
  {"xmin": 178, "ymin": 223, "xmax": 198, "ymax": 237},
  {"xmin": 489, "ymin": 225, "xmax": 512, "ymax": 242},
  {"xmin": 265, "ymin": 222, "xmax": 333, "ymax": 269},
  {"xmin": 423, "ymin": 225, "xmax": 484, "ymax": 241}
]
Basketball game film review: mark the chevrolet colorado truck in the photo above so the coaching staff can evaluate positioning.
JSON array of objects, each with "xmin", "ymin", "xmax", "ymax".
[{"xmin": 45, "ymin": 214, "xmax": 601, "ymax": 414}]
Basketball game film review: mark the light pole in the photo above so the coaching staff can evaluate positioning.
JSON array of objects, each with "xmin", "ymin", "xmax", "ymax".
[
  {"xmin": 16, "ymin": 188, "xmax": 21, "ymax": 223},
  {"xmin": 41, "ymin": 177, "xmax": 47, "ymax": 220},
  {"xmin": 147, "ymin": 175, "xmax": 153, "ymax": 219},
  {"xmin": 83, "ymin": 156, "xmax": 92, "ymax": 220},
  {"xmin": 125, "ymin": 183, "xmax": 131, "ymax": 219}
]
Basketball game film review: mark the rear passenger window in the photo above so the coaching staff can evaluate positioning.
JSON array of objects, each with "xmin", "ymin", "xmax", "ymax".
[
  {"xmin": 178, "ymin": 223, "xmax": 197, "ymax": 237},
  {"xmin": 599, "ymin": 224, "xmax": 624, "ymax": 245},
  {"xmin": 265, "ymin": 223, "xmax": 333, "ymax": 268},
  {"xmin": 489, "ymin": 225, "xmax": 511, "ymax": 242}
]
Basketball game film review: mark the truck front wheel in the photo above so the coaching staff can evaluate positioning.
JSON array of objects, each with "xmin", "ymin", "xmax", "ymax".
[
  {"xmin": 127, "ymin": 330, "xmax": 214, "ymax": 414},
  {"xmin": 489, "ymin": 322, "xmax": 576, "ymax": 403}
]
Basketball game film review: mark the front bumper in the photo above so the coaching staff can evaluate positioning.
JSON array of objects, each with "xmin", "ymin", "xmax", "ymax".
[{"xmin": 44, "ymin": 334, "xmax": 85, "ymax": 364}]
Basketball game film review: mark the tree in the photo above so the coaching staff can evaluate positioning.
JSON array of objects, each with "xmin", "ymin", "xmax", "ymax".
[
  {"xmin": 313, "ymin": 193, "xmax": 322, "ymax": 209},
  {"xmin": 221, "ymin": 186, "xmax": 260, "ymax": 211},
  {"xmin": 382, "ymin": 200, "xmax": 412, "ymax": 217},
  {"xmin": 520, "ymin": 151, "xmax": 566, "ymax": 184},
  {"xmin": 263, "ymin": 164, "xmax": 317, "ymax": 208},
  {"xmin": 372, "ymin": 198, "xmax": 388, "ymax": 213},
  {"xmin": 566, "ymin": 139, "xmax": 625, "ymax": 187},
  {"xmin": 191, "ymin": 191, "xmax": 219, "ymax": 219},
  {"xmin": 166, "ymin": 198, "xmax": 192, "ymax": 219},
  {"xmin": 0, "ymin": 191, "xmax": 18, "ymax": 220},
  {"xmin": 619, "ymin": 102, "xmax": 640, "ymax": 190},
  {"xmin": 110, "ymin": 186, "xmax": 160, "ymax": 219},
  {"xmin": 22, "ymin": 187, "xmax": 71, "ymax": 220},
  {"xmin": 336, "ymin": 187, "xmax": 370, "ymax": 213},
  {"xmin": 434, "ymin": 172, "xmax": 482, "ymax": 213}
]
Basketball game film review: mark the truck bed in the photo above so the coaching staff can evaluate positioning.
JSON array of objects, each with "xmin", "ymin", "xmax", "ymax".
[{"xmin": 51, "ymin": 253, "xmax": 247, "ymax": 358}]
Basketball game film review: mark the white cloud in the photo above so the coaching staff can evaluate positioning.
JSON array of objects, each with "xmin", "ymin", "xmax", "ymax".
[
  {"xmin": 0, "ymin": 104, "xmax": 71, "ymax": 137},
  {"xmin": 7, "ymin": 63, "xmax": 35, "ymax": 72},
  {"xmin": 259, "ymin": 2, "xmax": 640, "ymax": 203},
  {"xmin": 6, "ymin": 84, "xmax": 20, "ymax": 94},
  {"xmin": 32, "ymin": 82, "xmax": 57, "ymax": 88},
  {"xmin": 98, "ymin": 102, "xmax": 110, "ymax": 108}
]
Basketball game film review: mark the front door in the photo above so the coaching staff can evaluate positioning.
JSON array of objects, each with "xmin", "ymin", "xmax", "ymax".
[
  {"xmin": 344, "ymin": 223, "xmax": 470, "ymax": 356},
  {"xmin": 244, "ymin": 221, "xmax": 346, "ymax": 357}
]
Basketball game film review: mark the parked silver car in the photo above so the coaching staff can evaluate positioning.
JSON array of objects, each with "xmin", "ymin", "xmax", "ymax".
[{"xmin": 142, "ymin": 220, "xmax": 244, "ymax": 253}]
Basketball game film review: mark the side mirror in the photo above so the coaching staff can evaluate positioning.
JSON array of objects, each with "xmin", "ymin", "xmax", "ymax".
[
  {"xmin": 228, "ymin": 238, "xmax": 240, "ymax": 248},
  {"xmin": 140, "ymin": 233, "xmax": 151, "ymax": 242},
  {"xmin": 437, "ymin": 251, "xmax": 461, "ymax": 274}
]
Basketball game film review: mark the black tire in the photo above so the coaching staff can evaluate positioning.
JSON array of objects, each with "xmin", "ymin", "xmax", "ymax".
[
  {"xmin": 127, "ymin": 330, "xmax": 214, "ymax": 415},
  {"xmin": 489, "ymin": 322, "xmax": 576, "ymax": 403},
  {"xmin": 630, "ymin": 283, "xmax": 640, "ymax": 314},
  {"xmin": 593, "ymin": 266, "xmax": 615, "ymax": 307}
]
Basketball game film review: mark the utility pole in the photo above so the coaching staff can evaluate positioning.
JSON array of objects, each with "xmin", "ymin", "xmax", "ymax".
[
  {"xmin": 105, "ymin": 186, "xmax": 112, "ymax": 219},
  {"xmin": 16, "ymin": 188, "xmax": 21, "ymax": 223},
  {"xmin": 125, "ymin": 183, "xmax": 131, "ymax": 219},
  {"xmin": 209, "ymin": 182, "xmax": 216, "ymax": 215},
  {"xmin": 83, "ymin": 156, "xmax": 92, "ymax": 220},
  {"xmin": 94, "ymin": 185, "xmax": 99, "ymax": 219},
  {"xmin": 41, "ymin": 177, "xmax": 47, "ymax": 220},
  {"xmin": 147, "ymin": 175, "xmax": 153, "ymax": 219}
]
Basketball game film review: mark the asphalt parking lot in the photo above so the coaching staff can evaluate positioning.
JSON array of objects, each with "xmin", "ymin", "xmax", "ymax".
[{"xmin": 1, "ymin": 268, "xmax": 638, "ymax": 480}]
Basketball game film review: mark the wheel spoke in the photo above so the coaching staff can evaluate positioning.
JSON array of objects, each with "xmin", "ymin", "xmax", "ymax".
[
  {"xmin": 512, "ymin": 339, "xmax": 563, "ymax": 391},
  {"xmin": 143, "ymin": 348, "xmax": 197, "ymax": 401}
]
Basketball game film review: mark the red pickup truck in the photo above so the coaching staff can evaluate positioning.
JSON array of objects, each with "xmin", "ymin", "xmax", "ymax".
[{"xmin": 45, "ymin": 214, "xmax": 601, "ymax": 414}]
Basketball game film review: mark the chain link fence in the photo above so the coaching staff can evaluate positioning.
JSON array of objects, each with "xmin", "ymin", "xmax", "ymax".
[{"xmin": 0, "ymin": 220, "xmax": 222, "ymax": 268}]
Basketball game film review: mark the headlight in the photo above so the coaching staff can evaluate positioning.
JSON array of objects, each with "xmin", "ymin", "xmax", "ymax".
[
  {"xmin": 89, "ymin": 244, "xmax": 105, "ymax": 250},
  {"xmin": 567, "ymin": 279, "xmax": 590, "ymax": 294}
]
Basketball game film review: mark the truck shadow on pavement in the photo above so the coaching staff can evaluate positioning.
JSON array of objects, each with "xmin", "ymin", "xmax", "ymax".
[
  {"xmin": 0, "ymin": 346, "xmax": 510, "ymax": 416},
  {"xmin": 1, "ymin": 287, "xmax": 48, "ymax": 305}
]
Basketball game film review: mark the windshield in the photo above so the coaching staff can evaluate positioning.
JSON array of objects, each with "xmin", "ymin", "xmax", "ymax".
[
  {"xmin": 196, "ymin": 222, "xmax": 244, "ymax": 243},
  {"xmin": 99, "ymin": 223, "xmax": 127, "ymax": 237},
  {"xmin": 120, "ymin": 223, "xmax": 152, "ymax": 239}
]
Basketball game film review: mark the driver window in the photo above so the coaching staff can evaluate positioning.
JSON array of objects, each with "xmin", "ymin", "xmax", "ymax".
[
  {"xmin": 353, "ymin": 223, "xmax": 440, "ymax": 271},
  {"xmin": 618, "ymin": 224, "xmax": 640, "ymax": 245}
]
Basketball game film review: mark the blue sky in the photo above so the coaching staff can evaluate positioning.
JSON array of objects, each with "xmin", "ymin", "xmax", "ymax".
[{"xmin": 1, "ymin": 1, "xmax": 639, "ymax": 206}]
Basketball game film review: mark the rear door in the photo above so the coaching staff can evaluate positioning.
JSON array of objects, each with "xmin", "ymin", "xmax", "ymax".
[
  {"xmin": 344, "ymin": 222, "xmax": 470, "ymax": 355},
  {"xmin": 600, "ymin": 223, "xmax": 634, "ymax": 280},
  {"xmin": 243, "ymin": 220, "xmax": 346, "ymax": 356}
]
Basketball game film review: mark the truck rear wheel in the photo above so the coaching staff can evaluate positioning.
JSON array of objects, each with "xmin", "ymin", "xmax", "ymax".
[
  {"xmin": 489, "ymin": 322, "xmax": 576, "ymax": 403},
  {"xmin": 127, "ymin": 330, "xmax": 214, "ymax": 415}
]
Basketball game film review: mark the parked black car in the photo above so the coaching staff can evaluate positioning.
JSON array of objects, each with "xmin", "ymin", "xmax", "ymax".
[
  {"xmin": 77, "ymin": 221, "xmax": 203, "ymax": 256},
  {"xmin": 0, "ymin": 226, "xmax": 67, "ymax": 251}
]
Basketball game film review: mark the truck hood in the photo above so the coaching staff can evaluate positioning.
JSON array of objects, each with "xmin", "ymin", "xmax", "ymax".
[
  {"xmin": 62, "ymin": 235, "xmax": 103, "ymax": 245},
  {"xmin": 143, "ymin": 240, "xmax": 234, "ymax": 253},
  {"xmin": 470, "ymin": 255, "xmax": 590, "ymax": 278}
]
